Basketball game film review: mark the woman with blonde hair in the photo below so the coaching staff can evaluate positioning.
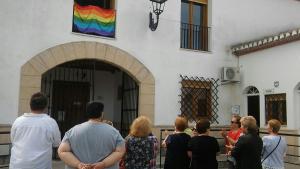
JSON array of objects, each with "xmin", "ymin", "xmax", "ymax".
[
  {"xmin": 123, "ymin": 116, "xmax": 158, "ymax": 169},
  {"xmin": 261, "ymin": 119, "xmax": 287, "ymax": 169}
]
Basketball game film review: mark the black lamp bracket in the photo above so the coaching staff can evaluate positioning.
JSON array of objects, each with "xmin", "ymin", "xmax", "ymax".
[{"xmin": 149, "ymin": 0, "xmax": 167, "ymax": 31}]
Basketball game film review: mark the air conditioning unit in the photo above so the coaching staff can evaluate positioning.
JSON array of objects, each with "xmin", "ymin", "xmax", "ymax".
[{"xmin": 221, "ymin": 67, "xmax": 240, "ymax": 82}]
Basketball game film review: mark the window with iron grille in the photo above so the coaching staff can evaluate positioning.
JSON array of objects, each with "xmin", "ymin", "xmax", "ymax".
[
  {"xmin": 265, "ymin": 94, "xmax": 287, "ymax": 125},
  {"xmin": 180, "ymin": 75, "xmax": 219, "ymax": 123}
]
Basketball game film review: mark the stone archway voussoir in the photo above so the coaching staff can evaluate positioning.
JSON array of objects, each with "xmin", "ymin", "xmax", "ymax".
[
  {"xmin": 95, "ymin": 43, "xmax": 107, "ymax": 60},
  {"xmin": 103, "ymin": 45, "xmax": 117, "ymax": 63},
  {"xmin": 72, "ymin": 41, "xmax": 86, "ymax": 59},
  {"xmin": 19, "ymin": 41, "xmax": 156, "ymax": 124},
  {"xmin": 49, "ymin": 45, "xmax": 67, "ymax": 65},
  {"xmin": 84, "ymin": 41, "xmax": 97, "ymax": 59},
  {"xmin": 20, "ymin": 76, "xmax": 42, "ymax": 88},
  {"xmin": 128, "ymin": 60, "xmax": 144, "ymax": 78},
  {"xmin": 38, "ymin": 50, "xmax": 58, "ymax": 71},
  {"xmin": 61, "ymin": 43, "xmax": 78, "ymax": 61},
  {"xmin": 21, "ymin": 63, "xmax": 40, "ymax": 76},
  {"xmin": 28, "ymin": 56, "xmax": 48, "ymax": 75}
]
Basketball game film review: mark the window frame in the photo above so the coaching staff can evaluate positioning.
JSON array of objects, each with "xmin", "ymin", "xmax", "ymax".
[
  {"xmin": 265, "ymin": 93, "xmax": 287, "ymax": 125},
  {"xmin": 180, "ymin": 0, "xmax": 209, "ymax": 51}
]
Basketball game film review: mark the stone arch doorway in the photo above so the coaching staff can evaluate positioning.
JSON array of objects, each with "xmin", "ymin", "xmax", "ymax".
[
  {"xmin": 243, "ymin": 86, "xmax": 260, "ymax": 127},
  {"xmin": 41, "ymin": 59, "xmax": 139, "ymax": 136},
  {"xmin": 19, "ymin": 41, "xmax": 155, "ymax": 135}
]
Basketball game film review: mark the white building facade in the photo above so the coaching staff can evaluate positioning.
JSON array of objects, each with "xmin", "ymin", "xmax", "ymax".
[{"xmin": 0, "ymin": 0, "xmax": 300, "ymax": 134}]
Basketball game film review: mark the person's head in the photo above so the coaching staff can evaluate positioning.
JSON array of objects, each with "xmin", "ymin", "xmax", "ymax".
[
  {"xmin": 240, "ymin": 116, "xmax": 257, "ymax": 134},
  {"xmin": 86, "ymin": 102, "xmax": 104, "ymax": 119},
  {"xmin": 175, "ymin": 116, "xmax": 188, "ymax": 132},
  {"xmin": 230, "ymin": 114, "xmax": 241, "ymax": 130},
  {"xmin": 130, "ymin": 116, "xmax": 152, "ymax": 137},
  {"xmin": 195, "ymin": 118, "xmax": 210, "ymax": 134},
  {"xmin": 30, "ymin": 92, "xmax": 48, "ymax": 113},
  {"xmin": 267, "ymin": 119, "xmax": 281, "ymax": 134}
]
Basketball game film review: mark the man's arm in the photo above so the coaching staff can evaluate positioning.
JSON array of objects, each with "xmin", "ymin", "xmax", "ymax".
[
  {"xmin": 10, "ymin": 123, "xmax": 16, "ymax": 143},
  {"xmin": 58, "ymin": 141, "xmax": 87, "ymax": 169},
  {"xmin": 52, "ymin": 122, "xmax": 61, "ymax": 147},
  {"xmin": 92, "ymin": 144, "xmax": 126, "ymax": 169}
]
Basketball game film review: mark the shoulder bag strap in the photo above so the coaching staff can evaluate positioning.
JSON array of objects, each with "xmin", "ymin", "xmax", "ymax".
[{"xmin": 261, "ymin": 136, "xmax": 281, "ymax": 163}]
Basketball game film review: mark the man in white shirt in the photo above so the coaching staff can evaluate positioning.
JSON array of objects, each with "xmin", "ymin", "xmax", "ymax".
[{"xmin": 10, "ymin": 92, "xmax": 61, "ymax": 169}]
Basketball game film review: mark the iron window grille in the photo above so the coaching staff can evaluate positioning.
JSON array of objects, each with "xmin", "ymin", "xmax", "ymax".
[
  {"xmin": 246, "ymin": 86, "xmax": 259, "ymax": 96},
  {"xmin": 179, "ymin": 75, "xmax": 219, "ymax": 124},
  {"xmin": 265, "ymin": 93, "xmax": 287, "ymax": 125}
]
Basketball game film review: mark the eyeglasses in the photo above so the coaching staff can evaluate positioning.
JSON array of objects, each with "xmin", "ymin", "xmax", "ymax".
[{"xmin": 231, "ymin": 121, "xmax": 239, "ymax": 124}]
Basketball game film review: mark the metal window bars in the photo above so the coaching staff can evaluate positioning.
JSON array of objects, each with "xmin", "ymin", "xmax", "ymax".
[{"xmin": 179, "ymin": 75, "xmax": 219, "ymax": 124}]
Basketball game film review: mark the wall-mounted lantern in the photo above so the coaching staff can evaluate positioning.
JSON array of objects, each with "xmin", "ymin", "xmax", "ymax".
[{"xmin": 149, "ymin": 0, "xmax": 167, "ymax": 31}]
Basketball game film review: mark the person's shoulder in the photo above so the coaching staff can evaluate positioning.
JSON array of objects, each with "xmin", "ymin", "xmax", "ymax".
[
  {"xmin": 190, "ymin": 135, "xmax": 201, "ymax": 141},
  {"xmin": 148, "ymin": 134, "xmax": 158, "ymax": 140},
  {"xmin": 14, "ymin": 115, "xmax": 26, "ymax": 122},
  {"xmin": 181, "ymin": 132, "xmax": 191, "ymax": 138},
  {"xmin": 208, "ymin": 135, "xmax": 218, "ymax": 141},
  {"xmin": 11, "ymin": 115, "xmax": 26, "ymax": 127},
  {"xmin": 102, "ymin": 123, "xmax": 121, "ymax": 134},
  {"xmin": 262, "ymin": 135, "xmax": 272, "ymax": 140},
  {"xmin": 43, "ymin": 115, "xmax": 60, "ymax": 126},
  {"xmin": 280, "ymin": 136, "xmax": 287, "ymax": 142},
  {"xmin": 125, "ymin": 135, "xmax": 139, "ymax": 142},
  {"xmin": 236, "ymin": 133, "xmax": 248, "ymax": 142},
  {"xmin": 45, "ymin": 115, "xmax": 57, "ymax": 122}
]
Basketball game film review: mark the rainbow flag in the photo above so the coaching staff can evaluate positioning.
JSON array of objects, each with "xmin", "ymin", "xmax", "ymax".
[{"xmin": 72, "ymin": 1, "xmax": 116, "ymax": 38}]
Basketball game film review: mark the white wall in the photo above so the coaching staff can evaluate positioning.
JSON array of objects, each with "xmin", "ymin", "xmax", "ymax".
[
  {"xmin": 238, "ymin": 42, "xmax": 300, "ymax": 130},
  {"xmin": 0, "ymin": 0, "xmax": 300, "ymax": 127},
  {"xmin": 93, "ymin": 71, "xmax": 122, "ymax": 123}
]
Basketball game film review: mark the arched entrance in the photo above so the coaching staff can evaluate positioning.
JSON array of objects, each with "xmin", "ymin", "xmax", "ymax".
[
  {"xmin": 41, "ymin": 59, "xmax": 139, "ymax": 136},
  {"xmin": 244, "ymin": 86, "xmax": 260, "ymax": 127},
  {"xmin": 19, "ymin": 41, "xmax": 155, "ymax": 136}
]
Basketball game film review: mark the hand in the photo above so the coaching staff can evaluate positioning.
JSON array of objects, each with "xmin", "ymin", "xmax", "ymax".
[
  {"xmin": 220, "ymin": 129, "xmax": 227, "ymax": 138},
  {"xmin": 161, "ymin": 141, "xmax": 166, "ymax": 148},
  {"xmin": 226, "ymin": 144, "xmax": 234, "ymax": 150},
  {"xmin": 227, "ymin": 150, "xmax": 232, "ymax": 156},
  {"xmin": 77, "ymin": 163, "xmax": 93, "ymax": 169},
  {"xmin": 92, "ymin": 162, "xmax": 105, "ymax": 169}
]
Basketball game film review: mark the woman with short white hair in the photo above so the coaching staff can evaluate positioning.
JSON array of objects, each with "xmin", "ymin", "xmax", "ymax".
[{"xmin": 230, "ymin": 116, "xmax": 263, "ymax": 169}]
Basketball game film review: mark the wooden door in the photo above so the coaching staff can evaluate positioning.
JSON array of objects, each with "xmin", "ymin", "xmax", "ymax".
[
  {"xmin": 247, "ymin": 95, "xmax": 260, "ymax": 127},
  {"xmin": 52, "ymin": 81, "xmax": 90, "ymax": 136}
]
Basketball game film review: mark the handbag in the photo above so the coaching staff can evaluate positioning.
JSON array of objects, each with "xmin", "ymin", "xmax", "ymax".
[{"xmin": 261, "ymin": 136, "xmax": 281, "ymax": 163}]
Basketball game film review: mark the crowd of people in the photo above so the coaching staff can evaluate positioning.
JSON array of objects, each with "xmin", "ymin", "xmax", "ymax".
[{"xmin": 9, "ymin": 92, "xmax": 288, "ymax": 169}]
